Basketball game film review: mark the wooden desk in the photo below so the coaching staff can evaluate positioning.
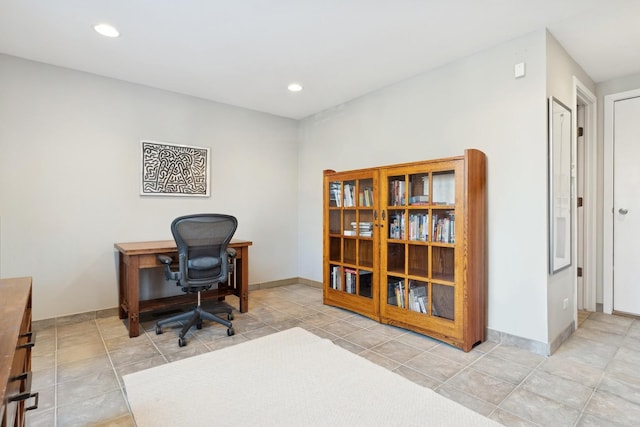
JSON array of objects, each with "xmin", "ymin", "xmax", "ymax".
[
  {"xmin": 1, "ymin": 277, "xmax": 36, "ymax": 427},
  {"xmin": 114, "ymin": 239, "xmax": 252, "ymax": 338}
]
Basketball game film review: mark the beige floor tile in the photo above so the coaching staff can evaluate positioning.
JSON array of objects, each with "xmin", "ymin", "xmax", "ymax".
[
  {"xmin": 488, "ymin": 408, "xmax": 539, "ymax": 426},
  {"xmin": 25, "ymin": 286, "xmax": 640, "ymax": 427},
  {"xmin": 537, "ymin": 356, "xmax": 604, "ymax": 388},
  {"xmin": 57, "ymin": 354, "xmax": 113, "ymax": 383},
  {"xmin": 445, "ymin": 368, "xmax": 516, "ymax": 405},
  {"xmin": 56, "ymin": 369, "xmax": 120, "ymax": 407},
  {"xmin": 470, "ymin": 354, "xmax": 534, "ymax": 385},
  {"xmin": 57, "ymin": 341, "xmax": 106, "ymax": 364},
  {"xmin": 437, "ymin": 383, "xmax": 497, "ymax": 416},
  {"xmin": 521, "ymin": 370, "xmax": 593, "ymax": 409},
  {"xmin": 584, "ymin": 389, "xmax": 640, "ymax": 426},
  {"xmin": 499, "ymin": 387, "xmax": 581, "ymax": 427},
  {"xmin": 552, "ymin": 335, "xmax": 619, "ymax": 369},
  {"xmin": 404, "ymin": 351, "xmax": 465, "ymax": 382},
  {"xmin": 57, "ymin": 389, "xmax": 129, "ymax": 427},
  {"xmin": 341, "ymin": 328, "xmax": 390, "ymax": 349},
  {"xmin": 393, "ymin": 364, "xmax": 441, "ymax": 389},
  {"xmin": 371, "ymin": 339, "xmax": 424, "ymax": 363}
]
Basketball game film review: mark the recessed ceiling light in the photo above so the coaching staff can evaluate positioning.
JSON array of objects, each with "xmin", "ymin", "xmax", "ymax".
[
  {"xmin": 287, "ymin": 82, "xmax": 303, "ymax": 92},
  {"xmin": 94, "ymin": 23, "xmax": 120, "ymax": 38}
]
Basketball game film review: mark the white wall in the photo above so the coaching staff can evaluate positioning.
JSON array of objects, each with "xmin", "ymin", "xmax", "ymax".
[
  {"xmin": 298, "ymin": 30, "xmax": 551, "ymax": 344},
  {"xmin": 545, "ymin": 32, "xmax": 596, "ymax": 346},
  {"xmin": 0, "ymin": 54, "xmax": 299, "ymax": 320}
]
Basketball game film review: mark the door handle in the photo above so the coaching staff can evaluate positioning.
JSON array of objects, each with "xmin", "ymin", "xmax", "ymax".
[{"xmin": 619, "ymin": 208, "xmax": 629, "ymax": 215}]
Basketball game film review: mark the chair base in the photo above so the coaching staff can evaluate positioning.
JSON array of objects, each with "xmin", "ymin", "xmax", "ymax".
[{"xmin": 156, "ymin": 301, "xmax": 234, "ymax": 347}]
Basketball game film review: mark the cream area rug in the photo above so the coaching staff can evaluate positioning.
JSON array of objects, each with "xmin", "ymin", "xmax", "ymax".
[{"xmin": 123, "ymin": 327, "xmax": 500, "ymax": 427}]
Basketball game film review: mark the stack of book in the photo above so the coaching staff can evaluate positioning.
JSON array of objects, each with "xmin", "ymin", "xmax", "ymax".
[
  {"xmin": 409, "ymin": 195, "xmax": 429, "ymax": 205},
  {"xmin": 350, "ymin": 221, "xmax": 373, "ymax": 237}
]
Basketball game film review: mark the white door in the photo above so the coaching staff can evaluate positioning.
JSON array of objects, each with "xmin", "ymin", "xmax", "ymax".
[{"xmin": 613, "ymin": 95, "xmax": 640, "ymax": 315}]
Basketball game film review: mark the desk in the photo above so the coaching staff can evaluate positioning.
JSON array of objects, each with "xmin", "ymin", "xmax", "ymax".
[{"xmin": 114, "ymin": 239, "xmax": 252, "ymax": 338}]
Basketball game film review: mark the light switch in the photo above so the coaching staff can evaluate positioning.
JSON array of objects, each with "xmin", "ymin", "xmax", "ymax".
[{"xmin": 514, "ymin": 62, "xmax": 526, "ymax": 78}]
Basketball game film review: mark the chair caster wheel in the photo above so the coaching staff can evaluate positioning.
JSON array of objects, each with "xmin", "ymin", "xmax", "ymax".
[
  {"xmin": 156, "ymin": 325, "xmax": 163, "ymax": 335},
  {"xmin": 196, "ymin": 320, "xmax": 203, "ymax": 329},
  {"xmin": 228, "ymin": 313, "xmax": 234, "ymax": 321},
  {"xmin": 178, "ymin": 337, "xmax": 187, "ymax": 347},
  {"xmin": 227, "ymin": 328, "xmax": 234, "ymax": 336}
]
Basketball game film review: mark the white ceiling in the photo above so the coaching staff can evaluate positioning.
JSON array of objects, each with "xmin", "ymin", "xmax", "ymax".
[{"xmin": 1, "ymin": 0, "xmax": 639, "ymax": 119}]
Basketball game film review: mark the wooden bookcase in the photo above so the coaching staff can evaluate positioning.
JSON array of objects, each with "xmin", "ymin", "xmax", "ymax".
[{"xmin": 323, "ymin": 149, "xmax": 486, "ymax": 351}]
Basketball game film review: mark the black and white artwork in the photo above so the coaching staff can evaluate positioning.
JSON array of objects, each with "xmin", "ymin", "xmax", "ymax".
[{"xmin": 141, "ymin": 140, "xmax": 210, "ymax": 197}]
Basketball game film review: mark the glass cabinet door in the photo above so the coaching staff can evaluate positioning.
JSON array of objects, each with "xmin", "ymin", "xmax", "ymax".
[
  {"xmin": 324, "ymin": 170, "xmax": 379, "ymax": 317},
  {"xmin": 380, "ymin": 162, "xmax": 460, "ymax": 322}
]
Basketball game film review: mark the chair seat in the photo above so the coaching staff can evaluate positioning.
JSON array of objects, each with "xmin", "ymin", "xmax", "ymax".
[{"xmin": 188, "ymin": 256, "xmax": 220, "ymax": 270}]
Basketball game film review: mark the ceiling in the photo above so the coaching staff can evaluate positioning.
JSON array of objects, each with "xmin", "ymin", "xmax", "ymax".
[{"xmin": 1, "ymin": 0, "xmax": 639, "ymax": 120}]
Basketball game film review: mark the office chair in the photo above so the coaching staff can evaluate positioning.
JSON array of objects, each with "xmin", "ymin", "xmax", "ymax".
[{"xmin": 155, "ymin": 213, "xmax": 238, "ymax": 347}]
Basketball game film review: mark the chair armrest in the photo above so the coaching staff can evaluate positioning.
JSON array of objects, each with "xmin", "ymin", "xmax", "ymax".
[
  {"xmin": 157, "ymin": 254, "xmax": 181, "ymax": 281},
  {"xmin": 226, "ymin": 248, "xmax": 237, "ymax": 259},
  {"xmin": 157, "ymin": 254, "xmax": 173, "ymax": 265}
]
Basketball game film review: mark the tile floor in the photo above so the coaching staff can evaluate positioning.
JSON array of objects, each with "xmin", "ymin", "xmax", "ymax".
[{"xmin": 25, "ymin": 284, "xmax": 640, "ymax": 427}]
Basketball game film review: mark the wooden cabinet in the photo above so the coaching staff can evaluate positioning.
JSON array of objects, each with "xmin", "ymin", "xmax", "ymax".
[
  {"xmin": 1, "ymin": 277, "xmax": 37, "ymax": 427},
  {"xmin": 323, "ymin": 149, "xmax": 486, "ymax": 351}
]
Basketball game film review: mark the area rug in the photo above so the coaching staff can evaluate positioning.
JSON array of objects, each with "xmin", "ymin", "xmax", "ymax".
[{"xmin": 123, "ymin": 327, "xmax": 500, "ymax": 426}]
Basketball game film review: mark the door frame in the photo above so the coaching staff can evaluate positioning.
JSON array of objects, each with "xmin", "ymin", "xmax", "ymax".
[
  {"xmin": 573, "ymin": 78, "xmax": 597, "ymax": 319},
  {"xmin": 603, "ymin": 87, "xmax": 640, "ymax": 314}
]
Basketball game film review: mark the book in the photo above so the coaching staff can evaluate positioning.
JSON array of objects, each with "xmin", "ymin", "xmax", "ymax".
[
  {"xmin": 330, "ymin": 182, "xmax": 342, "ymax": 207},
  {"xmin": 433, "ymin": 211, "xmax": 455, "ymax": 243},
  {"xmin": 343, "ymin": 183, "xmax": 355, "ymax": 207},
  {"xmin": 409, "ymin": 284, "xmax": 427, "ymax": 313},
  {"xmin": 331, "ymin": 266, "xmax": 341, "ymax": 290},
  {"xmin": 393, "ymin": 280, "xmax": 405, "ymax": 308},
  {"xmin": 344, "ymin": 268, "xmax": 357, "ymax": 293},
  {"xmin": 389, "ymin": 179, "xmax": 406, "ymax": 206}
]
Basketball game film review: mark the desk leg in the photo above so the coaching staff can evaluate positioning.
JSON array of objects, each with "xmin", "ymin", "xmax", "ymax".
[
  {"xmin": 127, "ymin": 255, "xmax": 141, "ymax": 337},
  {"xmin": 238, "ymin": 246, "xmax": 249, "ymax": 313},
  {"xmin": 118, "ymin": 252, "xmax": 127, "ymax": 320}
]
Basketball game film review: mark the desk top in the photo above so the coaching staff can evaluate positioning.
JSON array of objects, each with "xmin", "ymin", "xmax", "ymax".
[{"xmin": 114, "ymin": 239, "xmax": 252, "ymax": 255}]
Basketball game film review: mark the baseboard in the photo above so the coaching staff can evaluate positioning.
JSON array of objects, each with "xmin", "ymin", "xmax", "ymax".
[
  {"xmin": 486, "ymin": 328, "xmax": 550, "ymax": 356},
  {"xmin": 548, "ymin": 321, "xmax": 575, "ymax": 355},
  {"xmin": 248, "ymin": 277, "xmax": 322, "ymax": 291}
]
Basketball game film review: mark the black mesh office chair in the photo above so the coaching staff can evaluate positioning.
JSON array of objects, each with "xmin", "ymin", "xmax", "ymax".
[{"xmin": 155, "ymin": 213, "xmax": 238, "ymax": 347}]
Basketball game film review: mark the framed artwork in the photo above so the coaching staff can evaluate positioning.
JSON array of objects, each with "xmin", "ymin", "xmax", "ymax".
[
  {"xmin": 548, "ymin": 97, "xmax": 572, "ymax": 274},
  {"xmin": 140, "ymin": 140, "xmax": 210, "ymax": 197}
]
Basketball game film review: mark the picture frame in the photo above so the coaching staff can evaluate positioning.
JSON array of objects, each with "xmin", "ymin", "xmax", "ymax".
[
  {"xmin": 548, "ymin": 97, "xmax": 572, "ymax": 274},
  {"xmin": 140, "ymin": 140, "xmax": 210, "ymax": 197}
]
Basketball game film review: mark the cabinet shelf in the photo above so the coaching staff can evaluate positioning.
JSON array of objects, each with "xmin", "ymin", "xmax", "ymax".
[{"xmin": 323, "ymin": 149, "xmax": 486, "ymax": 351}]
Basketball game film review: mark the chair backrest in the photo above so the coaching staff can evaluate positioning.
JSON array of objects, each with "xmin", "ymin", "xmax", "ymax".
[{"xmin": 171, "ymin": 214, "xmax": 238, "ymax": 286}]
